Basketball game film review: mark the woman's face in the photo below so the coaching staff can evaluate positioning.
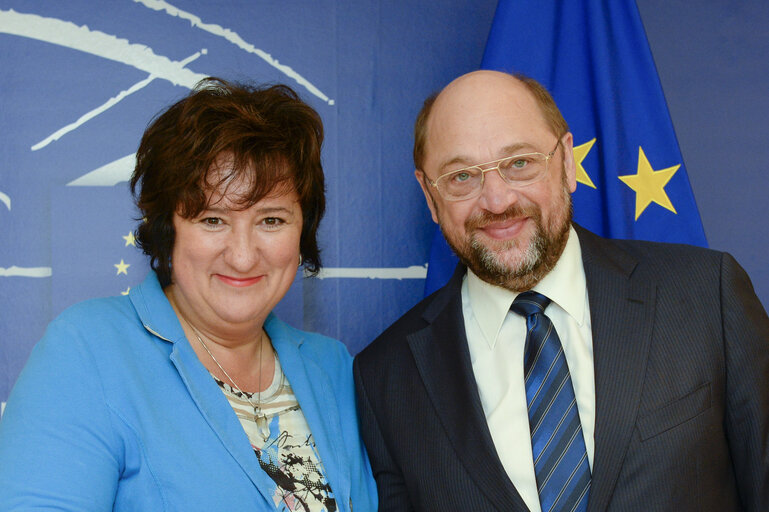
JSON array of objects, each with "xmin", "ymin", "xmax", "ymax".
[{"xmin": 169, "ymin": 171, "xmax": 302, "ymax": 339}]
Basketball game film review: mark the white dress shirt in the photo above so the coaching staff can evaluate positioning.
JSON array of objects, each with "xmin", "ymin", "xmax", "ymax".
[{"xmin": 461, "ymin": 226, "xmax": 595, "ymax": 512}]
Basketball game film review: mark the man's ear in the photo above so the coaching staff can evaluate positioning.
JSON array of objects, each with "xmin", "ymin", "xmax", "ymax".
[
  {"xmin": 415, "ymin": 169, "xmax": 440, "ymax": 224},
  {"xmin": 560, "ymin": 132, "xmax": 577, "ymax": 193}
]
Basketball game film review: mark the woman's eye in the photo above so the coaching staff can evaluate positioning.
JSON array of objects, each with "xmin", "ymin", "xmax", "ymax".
[
  {"xmin": 202, "ymin": 217, "xmax": 222, "ymax": 226},
  {"xmin": 263, "ymin": 217, "xmax": 284, "ymax": 226}
]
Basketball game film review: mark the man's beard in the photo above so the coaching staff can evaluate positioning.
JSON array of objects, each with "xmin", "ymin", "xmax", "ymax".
[{"xmin": 440, "ymin": 177, "xmax": 573, "ymax": 292}]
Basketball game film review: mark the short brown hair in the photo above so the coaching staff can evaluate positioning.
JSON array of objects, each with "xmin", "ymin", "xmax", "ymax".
[
  {"xmin": 412, "ymin": 72, "xmax": 569, "ymax": 169},
  {"xmin": 412, "ymin": 92, "xmax": 439, "ymax": 172},
  {"xmin": 514, "ymin": 73, "xmax": 570, "ymax": 140},
  {"xmin": 130, "ymin": 77, "xmax": 325, "ymax": 287}
]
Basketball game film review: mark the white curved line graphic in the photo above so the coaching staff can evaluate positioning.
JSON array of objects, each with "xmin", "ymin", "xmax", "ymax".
[
  {"xmin": 0, "ymin": 191, "xmax": 10, "ymax": 210},
  {"xmin": 33, "ymin": 51, "xmax": 207, "ymax": 151},
  {"xmin": 0, "ymin": 9, "xmax": 206, "ymax": 88},
  {"xmin": 0, "ymin": 266, "xmax": 52, "ymax": 278},
  {"xmin": 135, "ymin": 0, "xmax": 334, "ymax": 105},
  {"xmin": 67, "ymin": 154, "xmax": 136, "ymax": 187},
  {"xmin": 314, "ymin": 266, "xmax": 427, "ymax": 280}
]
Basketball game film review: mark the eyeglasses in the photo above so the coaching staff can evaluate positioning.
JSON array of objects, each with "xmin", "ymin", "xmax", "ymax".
[{"xmin": 423, "ymin": 141, "xmax": 560, "ymax": 201}]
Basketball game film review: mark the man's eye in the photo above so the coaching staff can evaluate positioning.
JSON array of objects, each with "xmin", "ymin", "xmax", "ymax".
[
  {"xmin": 202, "ymin": 217, "xmax": 222, "ymax": 226},
  {"xmin": 452, "ymin": 171, "xmax": 472, "ymax": 183},
  {"xmin": 504, "ymin": 158, "xmax": 528, "ymax": 169}
]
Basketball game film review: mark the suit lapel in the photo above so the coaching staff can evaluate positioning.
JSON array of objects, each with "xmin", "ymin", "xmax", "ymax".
[
  {"xmin": 408, "ymin": 266, "xmax": 530, "ymax": 512},
  {"xmin": 576, "ymin": 227, "xmax": 656, "ymax": 512}
]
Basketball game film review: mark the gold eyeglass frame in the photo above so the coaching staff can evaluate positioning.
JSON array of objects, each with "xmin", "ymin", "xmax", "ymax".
[{"xmin": 423, "ymin": 140, "xmax": 561, "ymax": 202}]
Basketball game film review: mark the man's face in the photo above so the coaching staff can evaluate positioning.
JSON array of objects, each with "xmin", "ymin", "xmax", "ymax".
[{"xmin": 416, "ymin": 71, "xmax": 577, "ymax": 291}]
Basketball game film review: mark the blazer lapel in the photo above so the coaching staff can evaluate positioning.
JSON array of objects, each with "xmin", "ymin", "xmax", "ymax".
[
  {"xmin": 169, "ymin": 337, "xmax": 278, "ymax": 508},
  {"xmin": 268, "ymin": 318, "xmax": 352, "ymax": 512},
  {"xmin": 131, "ymin": 273, "xmax": 276, "ymax": 508},
  {"xmin": 407, "ymin": 265, "xmax": 530, "ymax": 512},
  {"xmin": 576, "ymin": 227, "xmax": 656, "ymax": 512}
]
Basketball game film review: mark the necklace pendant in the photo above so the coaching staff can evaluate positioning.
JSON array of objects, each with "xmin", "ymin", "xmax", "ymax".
[{"xmin": 255, "ymin": 412, "xmax": 270, "ymax": 441}]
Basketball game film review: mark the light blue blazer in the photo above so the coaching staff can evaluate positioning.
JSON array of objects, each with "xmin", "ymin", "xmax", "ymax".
[{"xmin": 0, "ymin": 272, "xmax": 377, "ymax": 511}]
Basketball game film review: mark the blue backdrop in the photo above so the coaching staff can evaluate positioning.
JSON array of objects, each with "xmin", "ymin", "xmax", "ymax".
[
  {"xmin": 0, "ymin": 0, "xmax": 498, "ymax": 404},
  {"xmin": 2, "ymin": 1, "xmax": 768, "ymax": 410}
]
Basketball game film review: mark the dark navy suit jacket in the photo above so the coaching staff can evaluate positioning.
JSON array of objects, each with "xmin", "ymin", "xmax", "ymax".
[{"xmin": 354, "ymin": 225, "xmax": 769, "ymax": 511}]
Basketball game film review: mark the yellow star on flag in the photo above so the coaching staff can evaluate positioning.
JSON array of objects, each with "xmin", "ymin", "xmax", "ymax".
[
  {"xmin": 619, "ymin": 146, "xmax": 680, "ymax": 220},
  {"xmin": 114, "ymin": 259, "xmax": 130, "ymax": 275},
  {"xmin": 573, "ymin": 138, "xmax": 597, "ymax": 188},
  {"xmin": 122, "ymin": 231, "xmax": 136, "ymax": 247},
  {"xmin": 121, "ymin": 287, "xmax": 131, "ymax": 296}
]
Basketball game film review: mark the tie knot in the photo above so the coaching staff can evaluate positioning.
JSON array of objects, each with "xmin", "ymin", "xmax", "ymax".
[{"xmin": 510, "ymin": 290, "xmax": 551, "ymax": 318}]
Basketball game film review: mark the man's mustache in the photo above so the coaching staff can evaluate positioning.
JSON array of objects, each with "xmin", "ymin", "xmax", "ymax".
[{"xmin": 465, "ymin": 204, "xmax": 540, "ymax": 231}]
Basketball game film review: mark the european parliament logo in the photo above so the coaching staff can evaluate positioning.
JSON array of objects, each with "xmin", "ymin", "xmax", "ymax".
[
  {"xmin": 0, "ymin": 1, "xmax": 428, "ymax": 402},
  {"xmin": 2, "ymin": 2, "xmax": 335, "ymax": 292}
]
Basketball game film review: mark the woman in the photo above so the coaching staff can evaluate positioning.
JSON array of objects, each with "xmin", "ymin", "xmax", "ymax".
[{"xmin": 0, "ymin": 78, "xmax": 377, "ymax": 511}]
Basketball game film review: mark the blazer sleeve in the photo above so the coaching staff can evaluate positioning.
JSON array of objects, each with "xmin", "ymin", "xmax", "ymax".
[
  {"xmin": 720, "ymin": 252, "xmax": 769, "ymax": 510},
  {"xmin": 353, "ymin": 357, "xmax": 415, "ymax": 512},
  {"xmin": 0, "ymin": 317, "xmax": 122, "ymax": 511}
]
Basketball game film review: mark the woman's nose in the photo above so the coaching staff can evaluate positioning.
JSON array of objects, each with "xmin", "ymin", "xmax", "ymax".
[{"xmin": 224, "ymin": 230, "xmax": 259, "ymax": 271}]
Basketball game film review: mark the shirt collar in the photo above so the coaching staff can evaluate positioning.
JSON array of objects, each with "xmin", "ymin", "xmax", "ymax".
[
  {"xmin": 466, "ymin": 225, "xmax": 586, "ymax": 348},
  {"xmin": 130, "ymin": 270, "xmax": 185, "ymax": 343}
]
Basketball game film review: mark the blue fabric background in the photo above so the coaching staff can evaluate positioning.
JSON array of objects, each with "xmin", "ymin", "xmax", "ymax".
[{"xmin": 1, "ymin": 0, "xmax": 768, "ymax": 406}]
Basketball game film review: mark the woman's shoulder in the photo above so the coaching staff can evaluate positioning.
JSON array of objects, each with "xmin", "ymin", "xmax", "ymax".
[
  {"xmin": 17, "ymin": 295, "xmax": 143, "ymax": 404},
  {"xmin": 38, "ymin": 295, "xmax": 144, "ymax": 362},
  {"xmin": 52, "ymin": 294, "xmax": 137, "ymax": 332}
]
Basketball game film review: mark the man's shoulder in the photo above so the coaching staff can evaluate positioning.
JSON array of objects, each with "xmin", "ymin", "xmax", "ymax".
[
  {"xmin": 356, "ymin": 281, "xmax": 456, "ymax": 364},
  {"xmin": 577, "ymin": 225, "xmax": 723, "ymax": 273}
]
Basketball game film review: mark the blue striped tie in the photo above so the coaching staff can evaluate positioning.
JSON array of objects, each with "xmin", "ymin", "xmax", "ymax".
[{"xmin": 511, "ymin": 291, "xmax": 590, "ymax": 512}]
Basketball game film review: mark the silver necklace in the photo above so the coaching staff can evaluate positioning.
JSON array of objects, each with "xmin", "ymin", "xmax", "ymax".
[{"xmin": 184, "ymin": 319, "xmax": 274, "ymax": 441}]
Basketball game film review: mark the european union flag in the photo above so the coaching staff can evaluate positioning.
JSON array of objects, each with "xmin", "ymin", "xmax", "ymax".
[{"xmin": 424, "ymin": 0, "xmax": 707, "ymax": 295}]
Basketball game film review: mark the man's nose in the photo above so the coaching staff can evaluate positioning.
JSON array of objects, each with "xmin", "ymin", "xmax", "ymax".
[{"xmin": 477, "ymin": 168, "xmax": 519, "ymax": 213}]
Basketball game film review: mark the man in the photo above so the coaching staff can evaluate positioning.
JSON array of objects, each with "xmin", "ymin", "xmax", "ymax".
[{"xmin": 353, "ymin": 70, "xmax": 769, "ymax": 511}]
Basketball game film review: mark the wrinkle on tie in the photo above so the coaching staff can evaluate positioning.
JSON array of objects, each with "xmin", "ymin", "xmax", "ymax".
[{"xmin": 511, "ymin": 291, "xmax": 552, "ymax": 377}]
